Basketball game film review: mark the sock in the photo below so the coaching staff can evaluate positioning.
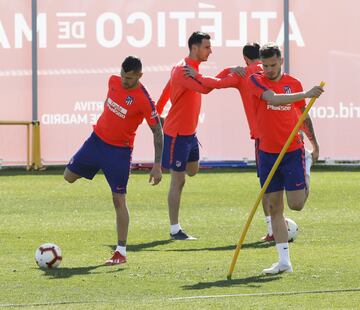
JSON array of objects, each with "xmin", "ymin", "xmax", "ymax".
[
  {"xmin": 276, "ymin": 242, "xmax": 290, "ymax": 266},
  {"xmin": 305, "ymin": 149, "xmax": 312, "ymax": 177},
  {"xmin": 116, "ymin": 245, "xmax": 126, "ymax": 257},
  {"xmin": 170, "ymin": 224, "xmax": 181, "ymax": 235},
  {"xmin": 265, "ymin": 216, "xmax": 273, "ymax": 236}
]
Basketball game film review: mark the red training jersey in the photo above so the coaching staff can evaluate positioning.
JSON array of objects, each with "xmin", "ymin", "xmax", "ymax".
[
  {"xmin": 192, "ymin": 61, "xmax": 263, "ymax": 139},
  {"xmin": 247, "ymin": 72, "xmax": 305, "ymax": 153},
  {"xmin": 156, "ymin": 57, "xmax": 211, "ymax": 137},
  {"xmin": 94, "ymin": 75, "xmax": 159, "ymax": 147}
]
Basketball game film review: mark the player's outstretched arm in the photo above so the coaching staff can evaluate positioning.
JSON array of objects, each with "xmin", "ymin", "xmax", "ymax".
[
  {"xmin": 175, "ymin": 67, "xmax": 212, "ymax": 94},
  {"xmin": 262, "ymin": 85, "xmax": 324, "ymax": 106},
  {"xmin": 149, "ymin": 121, "xmax": 163, "ymax": 185},
  {"xmin": 183, "ymin": 65, "xmax": 239, "ymax": 89}
]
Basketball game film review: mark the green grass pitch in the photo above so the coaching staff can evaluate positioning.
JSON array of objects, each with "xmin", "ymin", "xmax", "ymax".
[{"xmin": 0, "ymin": 169, "xmax": 359, "ymax": 309}]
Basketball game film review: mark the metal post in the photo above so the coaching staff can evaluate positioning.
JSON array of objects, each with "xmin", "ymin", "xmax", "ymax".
[
  {"xmin": 284, "ymin": 0, "xmax": 290, "ymax": 73},
  {"xmin": 31, "ymin": 0, "xmax": 38, "ymax": 121}
]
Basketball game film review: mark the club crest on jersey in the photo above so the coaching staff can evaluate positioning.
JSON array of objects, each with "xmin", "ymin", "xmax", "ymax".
[
  {"xmin": 283, "ymin": 86, "xmax": 292, "ymax": 94},
  {"xmin": 125, "ymin": 96, "xmax": 134, "ymax": 105}
]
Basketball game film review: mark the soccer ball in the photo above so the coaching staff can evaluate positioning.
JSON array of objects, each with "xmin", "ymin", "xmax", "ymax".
[
  {"xmin": 285, "ymin": 218, "xmax": 299, "ymax": 242},
  {"xmin": 35, "ymin": 243, "xmax": 62, "ymax": 268}
]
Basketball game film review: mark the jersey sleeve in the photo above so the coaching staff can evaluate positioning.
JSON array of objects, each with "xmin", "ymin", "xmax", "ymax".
[
  {"xmin": 156, "ymin": 79, "xmax": 171, "ymax": 115},
  {"xmin": 141, "ymin": 85, "xmax": 160, "ymax": 126},
  {"xmin": 107, "ymin": 75, "xmax": 118, "ymax": 97},
  {"xmin": 173, "ymin": 66, "xmax": 212, "ymax": 94},
  {"xmin": 215, "ymin": 68, "xmax": 232, "ymax": 78},
  {"xmin": 247, "ymin": 73, "xmax": 269, "ymax": 99},
  {"xmin": 193, "ymin": 71, "xmax": 240, "ymax": 89}
]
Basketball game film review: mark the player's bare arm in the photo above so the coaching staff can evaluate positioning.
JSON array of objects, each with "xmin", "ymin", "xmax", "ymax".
[
  {"xmin": 149, "ymin": 121, "xmax": 163, "ymax": 185},
  {"xmin": 301, "ymin": 108, "xmax": 320, "ymax": 162},
  {"xmin": 262, "ymin": 85, "xmax": 324, "ymax": 106}
]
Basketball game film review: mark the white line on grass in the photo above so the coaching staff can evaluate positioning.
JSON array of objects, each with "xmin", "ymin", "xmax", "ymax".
[
  {"xmin": 0, "ymin": 300, "xmax": 107, "ymax": 308},
  {"xmin": 2, "ymin": 288, "xmax": 359, "ymax": 307},
  {"xmin": 170, "ymin": 288, "xmax": 360, "ymax": 301}
]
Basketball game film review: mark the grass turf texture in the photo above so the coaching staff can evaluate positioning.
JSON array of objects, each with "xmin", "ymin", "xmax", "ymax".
[{"xmin": 0, "ymin": 170, "xmax": 359, "ymax": 309}]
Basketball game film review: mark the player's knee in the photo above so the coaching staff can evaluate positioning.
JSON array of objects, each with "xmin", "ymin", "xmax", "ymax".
[
  {"xmin": 64, "ymin": 173, "xmax": 76, "ymax": 183},
  {"xmin": 186, "ymin": 169, "xmax": 198, "ymax": 177},
  {"xmin": 112, "ymin": 193, "xmax": 126, "ymax": 209},
  {"xmin": 186, "ymin": 161, "xmax": 199, "ymax": 177},
  {"xmin": 289, "ymin": 201, "xmax": 304, "ymax": 211}
]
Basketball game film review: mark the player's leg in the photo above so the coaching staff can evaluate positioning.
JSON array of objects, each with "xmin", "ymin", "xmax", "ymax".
[
  {"xmin": 105, "ymin": 192, "xmax": 128, "ymax": 265},
  {"xmin": 304, "ymin": 148, "xmax": 312, "ymax": 200},
  {"xmin": 263, "ymin": 148, "xmax": 307, "ymax": 274},
  {"xmin": 186, "ymin": 161, "xmax": 199, "ymax": 177},
  {"xmin": 168, "ymin": 169, "xmax": 186, "ymax": 226},
  {"xmin": 255, "ymin": 139, "xmax": 274, "ymax": 241},
  {"xmin": 169, "ymin": 170, "xmax": 196, "ymax": 240},
  {"xmin": 63, "ymin": 167, "xmax": 81, "ymax": 183},
  {"xmin": 64, "ymin": 132, "xmax": 100, "ymax": 183},
  {"xmin": 286, "ymin": 189, "xmax": 306, "ymax": 211},
  {"xmin": 268, "ymin": 191, "xmax": 287, "ymax": 243},
  {"xmin": 261, "ymin": 196, "xmax": 274, "ymax": 241},
  {"xmin": 186, "ymin": 135, "xmax": 200, "ymax": 177},
  {"xmin": 102, "ymin": 144, "xmax": 132, "ymax": 265},
  {"xmin": 284, "ymin": 148, "xmax": 307, "ymax": 211},
  {"xmin": 162, "ymin": 134, "xmax": 196, "ymax": 240},
  {"xmin": 258, "ymin": 150, "xmax": 292, "ymax": 274},
  {"xmin": 262, "ymin": 191, "xmax": 293, "ymax": 274}
]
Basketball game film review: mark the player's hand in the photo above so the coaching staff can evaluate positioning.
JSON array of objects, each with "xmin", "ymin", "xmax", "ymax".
[
  {"xmin": 230, "ymin": 66, "xmax": 246, "ymax": 77},
  {"xmin": 305, "ymin": 86, "xmax": 324, "ymax": 98},
  {"xmin": 183, "ymin": 65, "xmax": 197, "ymax": 78},
  {"xmin": 311, "ymin": 144, "xmax": 319, "ymax": 163},
  {"xmin": 149, "ymin": 163, "xmax": 162, "ymax": 186}
]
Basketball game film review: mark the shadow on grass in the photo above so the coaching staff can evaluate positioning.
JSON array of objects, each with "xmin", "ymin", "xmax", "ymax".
[
  {"xmin": 106, "ymin": 239, "xmax": 174, "ymax": 252},
  {"xmin": 165, "ymin": 241, "xmax": 274, "ymax": 252},
  {"xmin": 38, "ymin": 264, "xmax": 124, "ymax": 279},
  {"xmin": 182, "ymin": 274, "xmax": 281, "ymax": 290}
]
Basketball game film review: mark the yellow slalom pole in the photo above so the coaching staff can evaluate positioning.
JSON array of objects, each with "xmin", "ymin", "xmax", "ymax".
[{"xmin": 227, "ymin": 81, "xmax": 325, "ymax": 280}]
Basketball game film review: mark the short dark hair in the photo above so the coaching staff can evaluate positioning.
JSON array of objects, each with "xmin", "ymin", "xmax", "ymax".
[
  {"xmin": 188, "ymin": 31, "xmax": 211, "ymax": 51},
  {"xmin": 243, "ymin": 42, "xmax": 260, "ymax": 60},
  {"xmin": 260, "ymin": 43, "xmax": 282, "ymax": 59},
  {"xmin": 122, "ymin": 56, "xmax": 142, "ymax": 73}
]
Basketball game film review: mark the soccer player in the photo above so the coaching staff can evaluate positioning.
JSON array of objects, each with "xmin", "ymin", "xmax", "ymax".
[
  {"xmin": 184, "ymin": 43, "xmax": 319, "ymax": 242},
  {"xmin": 182, "ymin": 43, "xmax": 276, "ymax": 240},
  {"xmin": 64, "ymin": 56, "xmax": 163, "ymax": 265},
  {"xmin": 246, "ymin": 43, "xmax": 323, "ymax": 274},
  {"xmin": 156, "ymin": 31, "xmax": 214, "ymax": 240}
]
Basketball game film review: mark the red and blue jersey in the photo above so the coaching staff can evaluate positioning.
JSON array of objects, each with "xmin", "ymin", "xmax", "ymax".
[
  {"xmin": 156, "ymin": 57, "xmax": 211, "ymax": 137},
  {"xmin": 247, "ymin": 72, "xmax": 305, "ymax": 153},
  {"xmin": 94, "ymin": 75, "xmax": 159, "ymax": 147}
]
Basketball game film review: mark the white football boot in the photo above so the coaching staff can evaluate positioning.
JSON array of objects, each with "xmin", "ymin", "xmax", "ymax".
[{"xmin": 262, "ymin": 262, "xmax": 293, "ymax": 275}]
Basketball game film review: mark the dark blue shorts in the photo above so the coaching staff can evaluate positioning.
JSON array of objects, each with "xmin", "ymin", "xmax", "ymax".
[
  {"xmin": 66, "ymin": 132, "xmax": 132, "ymax": 194},
  {"xmin": 258, "ymin": 148, "xmax": 306, "ymax": 193},
  {"xmin": 162, "ymin": 134, "xmax": 199, "ymax": 171}
]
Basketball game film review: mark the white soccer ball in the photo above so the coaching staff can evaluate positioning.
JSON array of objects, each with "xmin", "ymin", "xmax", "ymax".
[
  {"xmin": 35, "ymin": 243, "xmax": 62, "ymax": 268},
  {"xmin": 285, "ymin": 218, "xmax": 299, "ymax": 242}
]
